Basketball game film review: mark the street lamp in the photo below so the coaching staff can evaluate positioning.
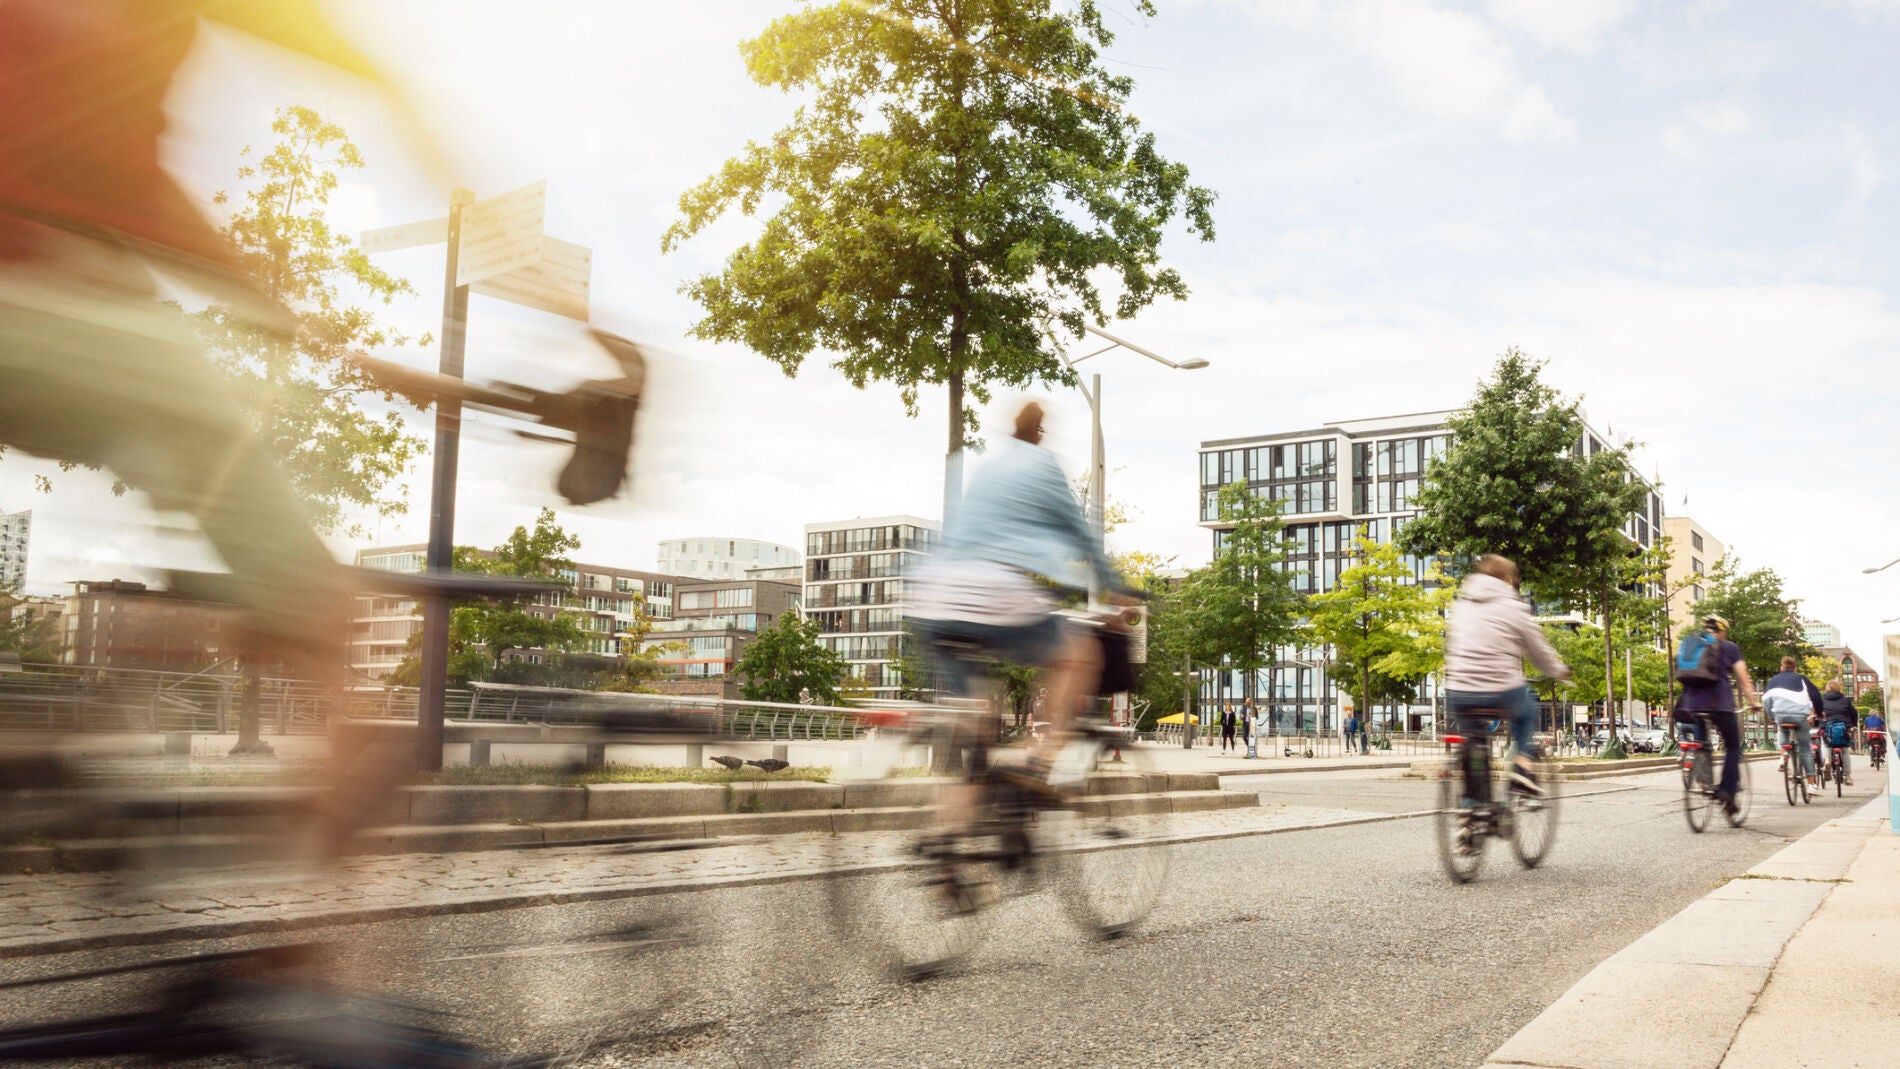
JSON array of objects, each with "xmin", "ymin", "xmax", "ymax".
[
  {"xmin": 1060, "ymin": 324, "xmax": 1209, "ymax": 598},
  {"xmin": 1882, "ymin": 615, "xmax": 1900, "ymax": 625},
  {"xmin": 1862, "ymin": 557, "xmax": 1900, "ymax": 575}
]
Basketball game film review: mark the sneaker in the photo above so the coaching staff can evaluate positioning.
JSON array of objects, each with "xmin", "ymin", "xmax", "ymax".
[
  {"xmin": 1718, "ymin": 793, "xmax": 1739, "ymax": 817},
  {"xmin": 1845, "ymin": 776, "xmax": 1854, "ymax": 787},
  {"xmin": 1510, "ymin": 766, "xmax": 1544, "ymax": 797},
  {"xmin": 1453, "ymin": 818, "xmax": 1477, "ymax": 856}
]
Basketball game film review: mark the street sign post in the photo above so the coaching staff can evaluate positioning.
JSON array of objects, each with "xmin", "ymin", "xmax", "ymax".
[
  {"xmin": 456, "ymin": 180, "xmax": 546, "ymax": 285},
  {"xmin": 469, "ymin": 236, "xmax": 591, "ymax": 321}
]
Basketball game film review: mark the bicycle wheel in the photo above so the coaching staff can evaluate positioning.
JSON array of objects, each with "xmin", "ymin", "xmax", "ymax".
[
  {"xmin": 1782, "ymin": 750, "xmax": 1798, "ymax": 806},
  {"xmin": 1682, "ymin": 751, "xmax": 1712, "ymax": 833},
  {"xmin": 1045, "ymin": 735, "xmax": 1171, "ymax": 939},
  {"xmin": 1435, "ymin": 750, "xmax": 1485, "ymax": 882},
  {"xmin": 1834, "ymin": 755, "xmax": 1844, "ymax": 797},
  {"xmin": 823, "ymin": 718, "xmax": 991, "ymax": 981},
  {"xmin": 1510, "ymin": 756, "xmax": 1561, "ymax": 869}
]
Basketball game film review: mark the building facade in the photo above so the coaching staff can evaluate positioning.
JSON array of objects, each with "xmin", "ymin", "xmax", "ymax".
[
  {"xmin": 1802, "ymin": 620, "xmax": 1843, "ymax": 649},
  {"xmin": 61, "ymin": 580, "xmax": 227, "ymax": 671},
  {"xmin": 349, "ymin": 545, "xmax": 677, "ymax": 682},
  {"xmin": 803, "ymin": 515, "xmax": 941, "ymax": 699},
  {"xmin": 641, "ymin": 577, "xmax": 803, "ymax": 699},
  {"xmin": 1816, "ymin": 645, "xmax": 1879, "ymax": 701},
  {"xmin": 0, "ymin": 508, "xmax": 29, "ymax": 594},
  {"xmin": 655, "ymin": 537, "xmax": 801, "ymax": 581},
  {"xmin": 1662, "ymin": 517, "xmax": 1725, "ymax": 636},
  {"xmin": 1197, "ymin": 411, "xmax": 1666, "ymax": 732}
]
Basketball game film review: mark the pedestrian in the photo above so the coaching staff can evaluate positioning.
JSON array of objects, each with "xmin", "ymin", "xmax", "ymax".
[
  {"xmin": 1344, "ymin": 710, "xmax": 1360, "ymax": 755},
  {"xmin": 1219, "ymin": 704, "xmax": 1238, "ymax": 752},
  {"xmin": 1239, "ymin": 698, "xmax": 1255, "ymax": 756}
]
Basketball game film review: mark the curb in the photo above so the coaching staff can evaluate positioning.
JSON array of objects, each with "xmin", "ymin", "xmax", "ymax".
[{"xmin": 1482, "ymin": 794, "xmax": 1889, "ymax": 1069}]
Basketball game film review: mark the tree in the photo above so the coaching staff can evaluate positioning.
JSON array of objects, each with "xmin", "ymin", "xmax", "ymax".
[
  {"xmin": 1855, "ymin": 687, "xmax": 1884, "ymax": 715},
  {"xmin": 1307, "ymin": 535, "xmax": 1453, "ymax": 728},
  {"xmin": 736, "ymin": 613, "xmax": 847, "ymax": 705},
  {"xmin": 1398, "ymin": 349, "xmax": 1653, "ymax": 734},
  {"xmin": 663, "ymin": 1, "xmax": 1214, "ymax": 492},
  {"xmin": 1176, "ymin": 483, "xmax": 1304, "ymax": 710},
  {"xmin": 195, "ymin": 106, "xmax": 429, "ymax": 537},
  {"xmin": 0, "ymin": 600, "xmax": 60, "ymax": 665},
  {"xmin": 1689, "ymin": 557, "xmax": 1812, "ymax": 683}
]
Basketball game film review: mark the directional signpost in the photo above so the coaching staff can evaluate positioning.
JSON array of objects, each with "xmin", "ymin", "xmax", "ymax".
[{"xmin": 362, "ymin": 183, "xmax": 594, "ymax": 770}]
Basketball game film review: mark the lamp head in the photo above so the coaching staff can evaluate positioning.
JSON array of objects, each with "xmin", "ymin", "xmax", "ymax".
[{"xmin": 1176, "ymin": 358, "xmax": 1210, "ymax": 370}]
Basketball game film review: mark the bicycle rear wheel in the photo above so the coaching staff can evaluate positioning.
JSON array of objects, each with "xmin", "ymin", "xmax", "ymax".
[
  {"xmin": 1510, "ymin": 757, "xmax": 1561, "ymax": 868},
  {"xmin": 1435, "ymin": 751, "xmax": 1485, "ymax": 882},
  {"xmin": 1782, "ymin": 750, "xmax": 1797, "ymax": 806},
  {"xmin": 1682, "ymin": 751, "xmax": 1712, "ymax": 833},
  {"xmin": 1834, "ymin": 755, "xmax": 1844, "ymax": 797},
  {"xmin": 1045, "ymin": 735, "xmax": 1172, "ymax": 940}
]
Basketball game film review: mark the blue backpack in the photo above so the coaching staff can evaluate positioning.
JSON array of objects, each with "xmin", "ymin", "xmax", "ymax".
[
  {"xmin": 1674, "ymin": 631, "xmax": 1719, "ymax": 682},
  {"xmin": 1825, "ymin": 720, "xmax": 1851, "ymax": 748}
]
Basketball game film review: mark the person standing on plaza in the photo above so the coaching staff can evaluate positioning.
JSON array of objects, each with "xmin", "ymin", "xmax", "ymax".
[
  {"xmin": 1239, "ymin": 698, "xmax": 1255, "ymax": 756},
  {"xmin": 1344, "ymin": 710, "xmax": 1360, "ymax": 755},
  {"xmin": 1219, "ymin": 704, "xmax": 1238, "ymax": 753}
]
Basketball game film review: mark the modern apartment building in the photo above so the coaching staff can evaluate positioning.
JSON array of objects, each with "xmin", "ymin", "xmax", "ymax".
[
  {"xmin": 803, "ymin": 515, "xmax": 941, "ymax": 699},
  {"xmin": 0, "ymin": 508, "xmax": 29, "ymax": 594},
  {"xmin": 1662, "ymin": 517, "xmax": 1725, "ymax": 635},
  {"xmin": 1197, "ymin": 411, "xmax": 1665, "ymax": 731},
  {"xmin": 1803, "ymin": 620, "xmax": 1843, "ymax": 650},
  {"xmin": 641, "ymin": 577, "xmax": 803, "ymax": 699},
  {"xmin": 656, "ymin": 537, "xmax": 801, "ymax": 581},
  {"xmin": 349, "ymin": 544, "xmax": 677, "ymax": 681},
  {"xmin": 61, "ymin": 580, "xmax": 227, "ymax": 671}
]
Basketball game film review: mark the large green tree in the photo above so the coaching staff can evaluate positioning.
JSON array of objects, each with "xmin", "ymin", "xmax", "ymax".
[
  {"xmin": 736, "ymin": 613, "xmax": 847, "ymax": 705},
  {"xmin": 1307, "ymin": 535, "xmax": 1452, "ymax": 727},
  {"xmin": 1689, "ymin": 557, "xmax": 1812, "ymax": 683},
  {"xmin": 0, "ymin": 600, "xmax": 60, "ymax": 665},
  {"xmin": 1177, "ymin": 483, "xmax": 1304, "ymax": 709},
  {"xmin": 663, "ymin": 0, "xmax": 1214, "ymax": 483}
]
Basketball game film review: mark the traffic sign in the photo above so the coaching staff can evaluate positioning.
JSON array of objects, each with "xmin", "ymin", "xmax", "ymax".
[
  {"xmin": 360, "ymin": 216, "xmax": 447, "ymax": 254},
  {"xmin": 457, "ymin": 180, "xmax": 546, "ymax": 286},
  {"xmin": 470, "ymin": 236, "xmax": 591, "ymax": 321}
]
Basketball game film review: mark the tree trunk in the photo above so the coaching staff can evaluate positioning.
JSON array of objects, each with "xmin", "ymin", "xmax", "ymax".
[{"xmin": 1601, "ymin": 586, "xmax": 1619, "ymax": 757}]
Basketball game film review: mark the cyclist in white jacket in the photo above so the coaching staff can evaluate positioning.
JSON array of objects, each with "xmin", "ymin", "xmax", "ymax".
[{"xmin": 1444, "ymin": 555, "xmax": 1573, "ymax": 795}]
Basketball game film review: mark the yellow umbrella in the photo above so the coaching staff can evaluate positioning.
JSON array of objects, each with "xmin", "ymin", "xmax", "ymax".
[{"xmin": 1155, "ymin": 713, "xmax": 1200, "ymax": 725}]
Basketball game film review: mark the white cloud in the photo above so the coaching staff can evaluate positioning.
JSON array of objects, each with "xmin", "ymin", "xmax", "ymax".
[
  {"xmin": 1662, "ymin": 100, "xmax": 1750, "ymax": 156},
  {"xmin": 1844, "ymin": 122, "xmax": 1883, "ymax": 203},
  {"xmin": 1503, "ymin": 85, "xmax": 1578, "ymax": 144},
  {"xmin": 1486, "ymin": 0, "xmax": 1636, "ymax": 52}
]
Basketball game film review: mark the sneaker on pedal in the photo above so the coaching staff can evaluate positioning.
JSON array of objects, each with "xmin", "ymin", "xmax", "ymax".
[
  {"xmin": 1510, "ymin": 766, "xmax": 1544, "ymax": 798},
  {"xmin": 1717, "ymin": 792, "xmax": 1739, "ymax": 816},
  {"xmin": 1453, "ymin": 815, "xmax": 1477, "ymax": 856}
]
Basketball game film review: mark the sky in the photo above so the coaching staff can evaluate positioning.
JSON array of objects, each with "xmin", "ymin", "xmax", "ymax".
[{"xmin": 3, "ymin": 0, "xmax": 1898, "ymax": 662}]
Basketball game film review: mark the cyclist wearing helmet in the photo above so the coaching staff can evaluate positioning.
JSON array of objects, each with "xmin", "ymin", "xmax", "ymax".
[
  {"xmin": 1443, "ymin": 554, "xmax": 1572, "ymax": 796},
  {"xmin": 1675, "ymin": 614, "xmax": 1759, "ymax": 816}
]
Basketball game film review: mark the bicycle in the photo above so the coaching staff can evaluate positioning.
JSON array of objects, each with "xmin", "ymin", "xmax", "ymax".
[
  {"xmin": 826, "ymin": 678, "xmax": 1169, "ymax": 980},
  {"xmin": 1779, "ymin": 737, "xmax": 1810, "ymax": 806},
  {"xmin": 1869, "ymin": 731, "xmax": 1887, "ymax": 772},
  {"xmin": 1680, "ymin": 711, "xmax": 1753, "ymax": 832},
  {"xmin": 1812, "ymin": 736, "xmax": 1832, "ymax": 794},
  {"xmin": 1433, "ymin": 710, "xmax": 1561, "ymax": 884}
]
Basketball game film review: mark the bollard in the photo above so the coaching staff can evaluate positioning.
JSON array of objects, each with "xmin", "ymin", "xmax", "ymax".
[
  {"xmin": 585, "ymin": 741, "xmax": 608, "ymax": 768},
  {"xmin": 772, "ymin": 744, "xmax": 789, "ymax": 763},
  {"xmin": 686, "ymin": 743, "xmax": 703, "ymax": 768},
  {"xmin": 469, "ymin": 739, "xmax": 491, "ymax": 767},
  {"xmin": 164, "ymin": 731, "xmax": 192, "ymax": 756}
]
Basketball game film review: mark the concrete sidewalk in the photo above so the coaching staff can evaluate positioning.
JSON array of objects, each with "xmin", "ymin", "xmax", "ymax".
[{"xmin": 1484, "ymin": 789, "xmax": 1896, "ymax": 1069}]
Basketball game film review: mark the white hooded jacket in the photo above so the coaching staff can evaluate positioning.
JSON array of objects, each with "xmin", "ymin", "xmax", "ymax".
[{"xmin": 1444, "ymin": 572, "xmax": 1567, "ymax": 692}]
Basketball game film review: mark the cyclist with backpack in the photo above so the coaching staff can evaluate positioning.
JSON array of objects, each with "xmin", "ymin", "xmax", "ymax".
[
  {"xmin": 1762, "ymin": 656, "xmax": 1824, "ymax": 789},
  {"xmin": 1817, "ymin": 678, "xmax": 1857, "ymax": 787},
  {"xmin": 1673, "ymin": 614, "xmax": 1760, "ymax": 816}
]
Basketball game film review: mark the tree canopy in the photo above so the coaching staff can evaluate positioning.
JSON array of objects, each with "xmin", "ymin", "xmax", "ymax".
[
  {"xmin": 663, "ymin": 0, "xmax": 1215, "ymax": 467},
  {"xmin": 1397, "ymin": 349, "xmax": 1652, "ymax": 606},
  {"xmin": 1176, "ymin": 483, "xmax": 1303, "ymax": 705},
  {"xmin": 1688, "ymin": 557, "xmax": 1811, "ymax": 683},
  {"xmin": 1306, "ymin": 535, "xmax": 1452, "ymax": 720},
  {"xmin": 736, "ymin": 613, "xmax": 846, "ymax": 705}
]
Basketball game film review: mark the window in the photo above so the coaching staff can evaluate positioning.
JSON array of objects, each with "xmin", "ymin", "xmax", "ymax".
[
  {"xmin": 1691, "ymin": 531, "xmax": 1704, "ymax": 552},
  {"xmin": 1691, "ymin": 558, "xmax": 1704, "ymax": 575}
]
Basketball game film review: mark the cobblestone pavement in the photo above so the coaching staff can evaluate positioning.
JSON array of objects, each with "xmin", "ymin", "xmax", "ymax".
[{"xmin": 0, "ymin": 801, "xmax": 1415, "ymax": 957}]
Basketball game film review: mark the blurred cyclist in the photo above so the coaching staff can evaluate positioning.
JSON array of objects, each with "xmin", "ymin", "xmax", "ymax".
[
  {"xmin": 1762, "ymin": 656, "xmax": 1823, "ymax": 788},
  {"xmin": 1817, "ymin": 677, "xmax": 1858, "ymax": 787},
  {"xmin": 1865, "ymin": 707, "xmax": 1887, "ymax": 767},
  {"xmin": 911, "ymin": 400, "xmax": 1133, "ymax": 791},
  {"xmin": 1674, "ymin": 614, "xmax": 1759, "ymax": 816},
  {"xmin": 1443, "ymin": 554, "xmax": 1572, "ymax": 797}
]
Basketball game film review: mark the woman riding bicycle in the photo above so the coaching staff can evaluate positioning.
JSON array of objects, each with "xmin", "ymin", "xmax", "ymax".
[{"xmin": 1443, "ymin": 554, "xmax": 1572, "ymax": 800}]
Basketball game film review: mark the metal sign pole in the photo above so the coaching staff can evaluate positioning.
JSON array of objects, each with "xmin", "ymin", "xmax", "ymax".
[{"xmin": 415, "ymin": 188, "xmax": 475, "ymax": 773}]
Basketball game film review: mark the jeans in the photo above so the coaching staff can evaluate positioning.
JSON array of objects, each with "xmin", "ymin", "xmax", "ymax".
[
  {"xmin": 1681, "ymin": 710, "xmax": 1742, "ymax": 798},
  {"xmin": 1774, "ymin": 713, "xmax": 1814, "ymax": 776},
  {"xmin": 1446, "ymin": 686, "xmax": 1539, "ymax": 758},
  {"xmin": 1358, "ymin": 731, "xmax": 1369, "ymax": 754}
]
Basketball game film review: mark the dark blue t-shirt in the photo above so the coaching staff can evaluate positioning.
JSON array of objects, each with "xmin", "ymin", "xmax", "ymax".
[{"xmin": 1678, "ymin": 637, "xmax": 1743, "ymax": 713}]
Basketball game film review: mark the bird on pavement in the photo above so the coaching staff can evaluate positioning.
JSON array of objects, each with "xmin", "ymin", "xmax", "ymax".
[
  {"xmin": 709, "ymin": 755, "xmax": 746, "ymax": 770},
  {"xmin": 745, "ymin": 758, "xmax": 790, "ymax": 773}
]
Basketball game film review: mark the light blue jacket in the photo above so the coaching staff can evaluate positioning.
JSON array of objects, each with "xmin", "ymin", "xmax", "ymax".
[{"xmin": 938, "ymin": 437, "xmax": 1117, "ymax": 593}]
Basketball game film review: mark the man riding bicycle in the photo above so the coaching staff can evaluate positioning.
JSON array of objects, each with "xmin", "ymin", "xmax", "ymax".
[
  {"xmin": 910, "ymin": 401, "xmax": 1134, "ymax": 796},
  {"xmin": 1674, "ymin": 614, "xmax": 1759, "ymax": 816},
  {"xmin": 1443, "ymin": 554, "xmax": 1572, "ymax": 800},
  {"xmin": 1763, "ymin": 657, "xmax": 1823, "ymax": 788}
]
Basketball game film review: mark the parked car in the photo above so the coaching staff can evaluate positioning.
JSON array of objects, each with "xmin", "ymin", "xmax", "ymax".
[{"xmin": 1629, "ymin": 729, "xmax": 1668, "ymax": 754}]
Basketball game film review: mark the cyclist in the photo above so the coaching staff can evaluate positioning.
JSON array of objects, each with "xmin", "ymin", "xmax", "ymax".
[
  {"xmin": 1674, "ymin": 614, "xmax": 1759, "ymax": 816},
  {"xmin": 1763, "ymin": 656, "xmax": 1823, "ymax": 788},
  {"xmin": 910, "ymin": 400, "xmax": 1133, "ymax": 792},
  {"xmin": 1443, "ymin": 554, "xmax": 1572, "ymax": 800},
  {"xmin": 1865, "ymin": 708, "xmax": 1887, "ymax": 768},
  {"xmin": 1817, "ymin": 678, "xmax": 1857, "ymax": 787}
]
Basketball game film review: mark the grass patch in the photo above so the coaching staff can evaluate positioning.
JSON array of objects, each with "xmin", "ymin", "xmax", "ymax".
[{"xmin": 419, "ymin": 764, "xmax": 834, "ymax": 786}]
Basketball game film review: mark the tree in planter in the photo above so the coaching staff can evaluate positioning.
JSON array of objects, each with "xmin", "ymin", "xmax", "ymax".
[
  {"xmin": 1397, "ymin": 349, "xmax": 1653, "ymax": 746},
  {"xmin": 736, "ymin": 613, "xmax": 847, "ymax": 705},
  {"xmin": 1307, "ymin": 535, "xmax": 1452, "ymax": 733},
  {"xmin": 1176, "ymin": 483, "xmax": 1304, "ymax": 717},
  {"xmin": 1688, "ymin": 558, "xmax": 1812, "ymax": 683},
  {"xmin": 663, "ymin": 1, "xmax": 1214, "ymax": 505}
]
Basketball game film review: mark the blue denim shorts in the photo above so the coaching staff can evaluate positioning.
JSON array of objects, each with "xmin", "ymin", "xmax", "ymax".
[{"xmin": 917, "ymin": 615, "xmax": 1067, "ymax": 697}]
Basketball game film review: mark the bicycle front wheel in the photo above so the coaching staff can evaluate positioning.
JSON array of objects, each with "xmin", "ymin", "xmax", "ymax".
[
  {"xmin": 1045, "ymin": 736, "xmax": 1172, "ymax": 940},
  {"xmin": 1510, "ymin": 757, "xmax": 1561, "ymax": 868},
  {"xmin": 1682, "ymin": 752, "xmax": 1712, "ymax": 833},
  {"xmin": 1435, "ymin": 753, "xmax": 1485, "ymax": 882}
]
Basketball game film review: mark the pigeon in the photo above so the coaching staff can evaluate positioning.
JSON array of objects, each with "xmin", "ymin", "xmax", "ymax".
[
  {"xmin": 745, "ymin": 758, "xmax": 790, "ymax": 773},
  {"xmin": 709, "ymin": 755, "xmax": 746, "ymax": 770}
]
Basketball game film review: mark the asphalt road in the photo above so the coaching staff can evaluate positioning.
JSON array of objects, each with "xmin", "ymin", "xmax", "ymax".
[{"xmin": 0, "ymin": 764, "xmax": 1879, "ymax": 1068}]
